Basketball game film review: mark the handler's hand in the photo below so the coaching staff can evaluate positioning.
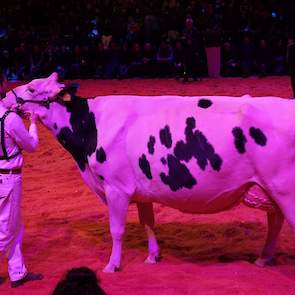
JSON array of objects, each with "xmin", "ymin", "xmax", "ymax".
[{"xmin": 29, "ymin": 112, "xmax": 38, "ymax": 123}]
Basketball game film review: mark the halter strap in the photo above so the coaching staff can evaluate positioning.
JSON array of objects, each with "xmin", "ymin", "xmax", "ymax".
[
  {"xmin": 11, "ymin": 89, "xmax": 55, "ymax": 109},
  {"xmin": 0, "ymin": 110, "xmax": 21, "ymax": 161}
]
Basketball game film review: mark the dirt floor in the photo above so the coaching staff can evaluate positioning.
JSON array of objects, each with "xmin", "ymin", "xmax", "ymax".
[{"xmin": 1, "ymin": 76, "xmax": 295, "ymax": 295}]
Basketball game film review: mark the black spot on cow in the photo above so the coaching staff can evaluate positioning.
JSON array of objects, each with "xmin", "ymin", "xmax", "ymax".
[
  {"xmin": 56, "ymin": 95, "xmax": 97, "ymax": 172},
  {"xmin": 139, "ymin": 154, "xmax": 153, "ymax": 179},
  {"xmin": 249, "ymin": 127, "xmax": 267, "ymax": 146},
  {"xmin": 99, "ymin": 175, "xmax": 104, "ymax": 180},
  {"xmin": 160, "ymin": 154, "xmax": 197, "ymax": 192},
  {"xmin": 161, "ymin": 157, "xmax": 167, "ymax": 165},
  {"xmin": 232, "ymin": 127, "xmax": 247, "ymax": 154},
  {"xmin": 54, "ymin": 123, "xmax": 58, "ymax": 130},
  {"xmin": 160, "ymin": 125, "xmax": 172, "ymax": 148},
  {"xmin": 96, "ymin": 147, "xmax": 107, "ymax": 163},
  {"xmin": 148, "ymin": 136, "xmax": 156, "ymax": 155},
  {"xmin": 174, "ymin": 117, "xmax": 222, "ymax": 171},
  {"xmin": 198, "ymin": 99, "xmax": 213, "ymax": 109}
]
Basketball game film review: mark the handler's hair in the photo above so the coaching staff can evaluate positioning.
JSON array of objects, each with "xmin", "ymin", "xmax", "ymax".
[{"xmin": 52, "ymin": 267, "xmax": 107, "ymax": 295}]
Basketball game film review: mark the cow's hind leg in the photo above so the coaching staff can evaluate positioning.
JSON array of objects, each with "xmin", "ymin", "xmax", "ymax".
[
  {"xmin": 103, "ymin": 188, "xmax": 129, "ymax": 273},
  {"xmin": 255, "ymin": 210, "xmax": 284, "ymax": 267},
  {"xmin": 137, "ymin": 202, "xmax": 160, "ymax": 264}
]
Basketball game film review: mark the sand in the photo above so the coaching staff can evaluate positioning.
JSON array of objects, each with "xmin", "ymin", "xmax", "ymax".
[{"xmin": 1, "ymin": 76, "xmax": 295, "ymax": 294}]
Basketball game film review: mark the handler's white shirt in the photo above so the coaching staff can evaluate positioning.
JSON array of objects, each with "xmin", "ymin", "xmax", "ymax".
[
  {"xmin": 0, "ymin": 103, "xmax": 38, "ymax": 281},
  {"xmin": 0, "ymin": 104, "xmax": 38, "ymax": 168}
]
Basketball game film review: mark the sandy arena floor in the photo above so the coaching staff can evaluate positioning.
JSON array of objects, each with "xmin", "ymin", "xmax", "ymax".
[{"xmin": 1, "ymin": 76, "xmax": 295, "ymax": 294}]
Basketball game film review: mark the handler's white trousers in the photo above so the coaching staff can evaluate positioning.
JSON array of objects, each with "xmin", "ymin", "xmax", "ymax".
[{"xmin": 0, "ymin": 173, "xmax": 27, "ymax": 281}]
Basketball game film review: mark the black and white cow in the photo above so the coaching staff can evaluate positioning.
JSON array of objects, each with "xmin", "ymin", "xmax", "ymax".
[{"xmin": 2, "ymin": 73, "xmax": 291, "ymax": 272}]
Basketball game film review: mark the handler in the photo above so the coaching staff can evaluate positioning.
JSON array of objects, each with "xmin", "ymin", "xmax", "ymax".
[{"xmin": 0, "ymin": 73, "xmax": 43, "ymax": 288}]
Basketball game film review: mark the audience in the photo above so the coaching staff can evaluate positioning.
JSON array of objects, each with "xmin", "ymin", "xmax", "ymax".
[
  {"xmin": 52, "ymin": 267, "xmax": 107, "ymax": 295},
  {"xmin": 0, "ymin": 0, "xmax": 295, "ymax": 80}
]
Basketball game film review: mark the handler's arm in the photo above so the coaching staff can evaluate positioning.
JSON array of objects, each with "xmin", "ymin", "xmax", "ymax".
[{"xmin": 7, "ymin": 114, "xmax": 39, "ymax": 152}]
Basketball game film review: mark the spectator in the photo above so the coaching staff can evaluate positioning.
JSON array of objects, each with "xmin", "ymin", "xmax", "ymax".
[
  {"xmin": 52, "ymin": 267, "xmax": 107, "ymax": 295},
  {"xmin": 256, "ymin": 39, "xmax": 272, "ymax": 76},
  {"xmin": 105, "ymin": 41, "xmax": 122, "ymax": 79},
  {"xmin": 221, "ymin": 41, "xmax": 240, "ymax": 77},
  {"xmin": 128, "ymin": 42, "xmax": 143, "ymax": 77},
  {"xmin": 287, "ymin": 38, "xmax": 295, "ymax": 98},
  {"xmin": 1, "ymin": 50, "xmax": 12, "ymax": 77},
  {"xmin": 156, "ymin": 39, "xmax": 173, "ymax": 77},
  {"xmin": 204, "ymin": 24, "xmax": 222, "ymax": 78},
  {"xmin": 94, "ymin": 42, "xmax": 107, "ymax": 79},
  {"xmin": 30, "ymin": 44, "xmax": 45, "ymax": 78},
  {"xmin": 272, "ymin": 38, "xmax": 287, "ymax": 75},
  {"xmin": 0, "ymin": 0, "xmax": 293, "ymax": 80},
  {"xmin": 239, "ymin": 35, "xmax": 256, "ymax": 77},
  {"xmin": 173, "ymin": 40, "xmax": 185, "ymax": 79},
  {"xmin": 0, "ymin": 68, "xmax": 7, "ymax": 98},
  {"xmin": 142, "ymin": 42, "xmax": 156, "ymax": 77},
  {"xmin": 182, "ymin": 17, "xmax": 202, "ymax": 81}
]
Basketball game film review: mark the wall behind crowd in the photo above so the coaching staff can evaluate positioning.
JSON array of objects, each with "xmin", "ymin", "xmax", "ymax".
[{"xmin": 0, "ymin": 0, "xmax": 294, "ymax": 80}]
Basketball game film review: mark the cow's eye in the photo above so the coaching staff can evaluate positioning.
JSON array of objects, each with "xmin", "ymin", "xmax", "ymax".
[{"xmin": 28, "ymin": 88, "xmax": 35, "ymax": 93}]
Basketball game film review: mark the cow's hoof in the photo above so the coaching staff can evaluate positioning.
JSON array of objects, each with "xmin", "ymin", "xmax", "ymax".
[
  {"xmin": 103, "ymin": 263, "xmax": 120, "ymax": 273},
  {"xmin": 144, "ymin": 254, "xmax": 161, "ymax": 264},
  {"xmin": 255, "ymin": 257, "xmax": 276, "ymax": 267}
]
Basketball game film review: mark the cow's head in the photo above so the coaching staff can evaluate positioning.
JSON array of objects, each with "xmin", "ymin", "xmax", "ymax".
[{"xmin": 2, "ymin": 72, "xmax": 66, "ymax": 113}]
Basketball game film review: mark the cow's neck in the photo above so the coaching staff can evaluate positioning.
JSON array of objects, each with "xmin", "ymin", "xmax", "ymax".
[{"xmin": 37, "ymin": 97, "xmax": 98, "ymax": 173}]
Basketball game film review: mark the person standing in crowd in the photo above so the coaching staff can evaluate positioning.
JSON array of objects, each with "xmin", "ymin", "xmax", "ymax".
[
  {"xmin": 240, "ymin": 35, "xmax": 256, "ymax": 78},
  {"xmin": 204, "ymin": 23, "xmax": 222, "ymax": 78},
  {"xmin": 0, "ymin": 81, "xmax": 43, "ymax": 288},
  {"xmin": 0, "ymin": 68, "xmax": 7, "ymax": 98},
  {"xmin": 182, "ymin": 17, "xmax": 201, "ymax": 81},
  {"xmin": 256, "ymin": 39, "xmax": 272, "ymax": 77},
  {"xmin": 287, "ymin": 37, "xmax": 295, "ymax": 98}
]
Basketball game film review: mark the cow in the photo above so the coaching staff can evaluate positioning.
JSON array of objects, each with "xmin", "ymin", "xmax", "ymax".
[{"xmin": 1, "ymin": 73, "xmax": 292, "ymax": 272}]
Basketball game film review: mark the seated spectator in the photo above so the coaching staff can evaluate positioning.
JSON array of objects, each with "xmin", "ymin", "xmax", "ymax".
[
  {"xmin": 69, "ymin": 45, "xmax": 84, "ymax": 79},
  {"xmin": 221, "ymin": 41, "xmax": 240, "ymax": 77},
  {"xmin": 156, "ymin": 39, "xmax": 174, "ymax": 77},
  {"xmin": 0, "ymin": 50, "xmax": 12, "ymax": 78},
  {"xmin": 143, "ymin": 14, "xmax": 160, "ymax": 44},
  {"xmin": 126, "ymin": 17, "xmax": 142, "ymax": 45},
  {"xmin": 52, "ymin": 267, "xmax": 107, "ymax": 295},
  {"xmin": 256, "ymin": 39, "xmax": 272, "ymax": 76},
  {"xmin": 128, "ymin": 42, "xmax": 143, "ymax": 77},
  {"xmin": 141, "ymin": 42, "xmax": 156, "ymax": 77},
  {"xmin": 173, "ymin": 40, "xmax": 185, "ymax": 79},
  {"xmin": 272, "ymin": 38, "xmax": 287, "ymax": 75},
  {"xmin": 101, "ymin": 28, "xmax": 112, "ymax": 50},
  {"xmin": 105, "ymin": 41, "xmax": 122, "ymax": 79},
  {"xmin": 118, "ymin": 42, "xmax": 131, "ymax": 79},
  {"xmin": 30, "ymin": 44, "xmax": 45, "ymax": 78},
  {"xmin": 14, "ymin": 43, "xmax": 30, "ymax": 80},
  {"xmin": 239, "ymin": 35, "xmax": 256, "ymax": 77},
  {"xmin": 94, "ymin": 42, "xmax": 107, "ymax": 79}
]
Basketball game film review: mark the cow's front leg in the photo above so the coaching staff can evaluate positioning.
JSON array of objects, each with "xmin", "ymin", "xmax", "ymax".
[
  {"xmin": 137, "ymin": 202, "xmax": 160, "ymax": 264},
  {"xmin": 255, "ymin": 210, "xmax": 284, "ymax": 267},
  {"xmin": 103, "ymin": 189, "xmax": 129, "ymax": 273}
]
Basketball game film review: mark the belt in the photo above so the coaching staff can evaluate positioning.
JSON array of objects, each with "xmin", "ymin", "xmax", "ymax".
[{"xmin": 0, "ymin": 168, "xmax": 22, "ymax": 174}]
